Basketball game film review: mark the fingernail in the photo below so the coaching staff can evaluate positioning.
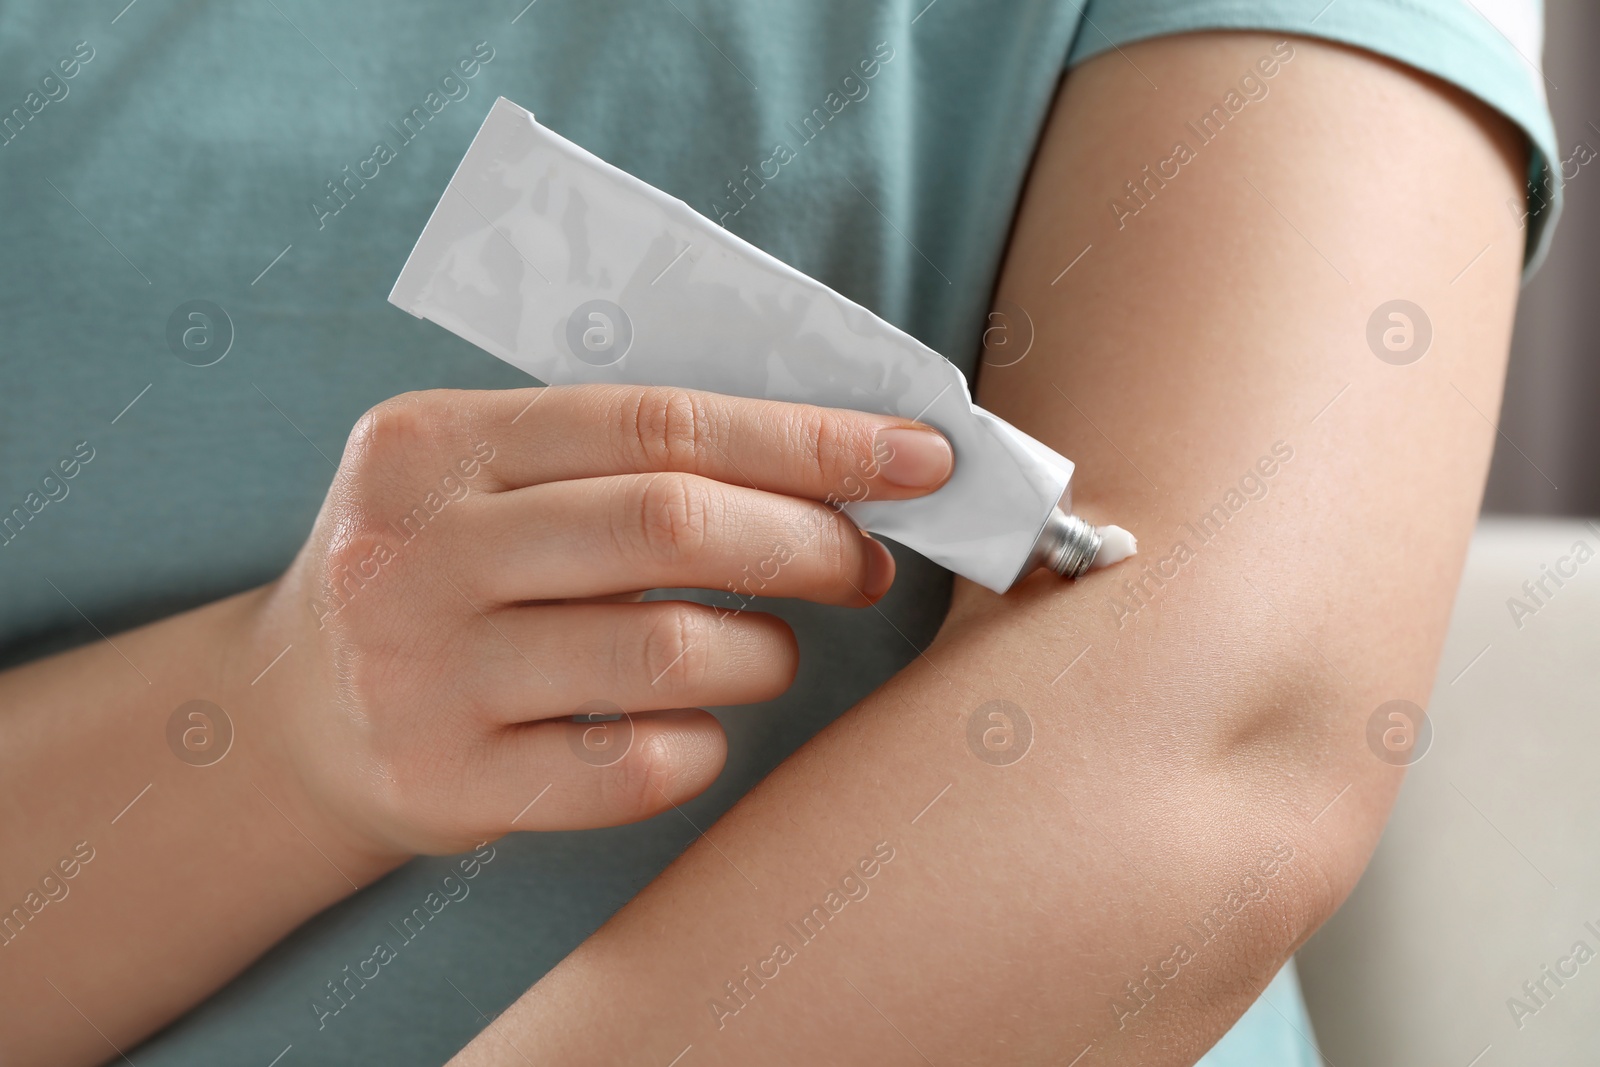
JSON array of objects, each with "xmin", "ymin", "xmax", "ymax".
[
  {"xmin": 862, "ymin": 536, "xmax": 895, "ymax": 601},
  {"xmin": 874, "ymin": 427, "xmax": 953, "ymax": 489}
]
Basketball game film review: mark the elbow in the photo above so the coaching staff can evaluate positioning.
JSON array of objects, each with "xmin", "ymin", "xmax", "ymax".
[{"xmin": 1204, "ymin": 649, "xmax": 1406, "ymax": 941}]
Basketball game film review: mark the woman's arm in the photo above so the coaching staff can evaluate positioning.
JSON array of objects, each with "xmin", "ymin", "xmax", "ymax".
[
  {"xmin": 1, "ymin": 386, "xmax": 953, "ymax": 1065},
  {"xmin": 0, "ymin": 589, "xmax": 404, "ymax": 1065},
  {"xmin": 452, "ymin": 32, "xmax": 1528, "ymax": 1065}
]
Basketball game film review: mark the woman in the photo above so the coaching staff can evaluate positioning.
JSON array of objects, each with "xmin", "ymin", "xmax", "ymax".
[{"xmin": 0, "ymin": 1, "xmax": 1557, "ymax": 1064}]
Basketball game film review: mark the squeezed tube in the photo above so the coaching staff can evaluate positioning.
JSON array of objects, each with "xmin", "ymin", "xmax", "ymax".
[{"xmin": 389, "ymin": 97, "xmax": 1132, "ymax": 593}]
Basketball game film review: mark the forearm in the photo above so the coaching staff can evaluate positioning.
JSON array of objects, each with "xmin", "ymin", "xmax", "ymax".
[
  {"xmin": 0, "ymin": 587, "xmax": 398, "ymax": 1066},
  {"xmin": 452, "ymin": 32, "xmax": 1526, "ymax": 1065},
  {"xmin": 453, "ymin": 595, "xmax": 1343, "ymax": 1066}
]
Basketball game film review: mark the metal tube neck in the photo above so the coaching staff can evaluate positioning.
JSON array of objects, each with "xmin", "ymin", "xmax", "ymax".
[{"xmin": 1033, "ymin": 508, "xmax": 1103, "ymax": 580}]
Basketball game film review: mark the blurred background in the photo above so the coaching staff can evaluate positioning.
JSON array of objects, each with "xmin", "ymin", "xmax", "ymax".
[{"xmin": 1484, "ymin": 3, "xmax": 1599, "ymax": 515}]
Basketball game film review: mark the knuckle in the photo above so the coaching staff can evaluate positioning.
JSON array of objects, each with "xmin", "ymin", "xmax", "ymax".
[
  {"xmin": 604, "ymin": 729, "xmax": 680, "ymax": 817},
  {"xmin": 629, "ymin": 388, "xmax": 717, "ymax": 471},
  {"xmin": 640, "ymin": 605, "xmax": 710, "ymax": 693},
  {"xmin": 321, "ymin": 529, "xmax": 393, "ymax": 593},
  {"xmin": 811, "ymin": 510, "xmax": 858, "ymax": 582},
  {"xmin": 345, "ymin": 392, "xmax": 442, "ymax": 473},
  {"xmin": 791, "ymin": 406, "xmax": 841, "ymax": 485},
  {"xmin": 764, "ymin": 618, "xmax": 801, "ymax": 691},
  {"xmin": 314, "ymin": 506, "xmax": 410, "ymax": 626},
  {"xmin": 727, "ymin": 613, "xmax": 799, "ymax": 700},
  {"xmin": 631, "ymin": 474, "xmax": 714, "ymax": 564}
]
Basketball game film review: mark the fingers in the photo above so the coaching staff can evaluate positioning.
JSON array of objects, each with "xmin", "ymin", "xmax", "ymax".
[
  {"xmin": 319, "ymin": 383, "xmax": 939, "ymax": 843},
  {"xmin": 426, "ymin": 599, "xmax": 788, "ymax": 834},
  {"xmin": 469, "ymin": 472, "xmax": 898, "ymax": 604},
  {"xmin": 469, "ymin": 708, "xmax": 729, "ymax": 832},
  {"xmin": 410, "ymin": 384, "xmax": 954, "ymax": 503},
  {"xmin": 468, "ymin": 601, "xmax": 799, "ymax": 719}
]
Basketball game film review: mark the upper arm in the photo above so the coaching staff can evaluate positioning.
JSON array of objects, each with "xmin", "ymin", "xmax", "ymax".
[{"xmin": 951, "ymin": 30, "xmax": 1527, "ymax": 896}]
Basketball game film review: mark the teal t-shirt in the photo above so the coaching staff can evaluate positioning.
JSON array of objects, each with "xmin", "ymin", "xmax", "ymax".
[{"xmin": 0, "ymin": 2, "xmax": 1556, "ymax": 1064}]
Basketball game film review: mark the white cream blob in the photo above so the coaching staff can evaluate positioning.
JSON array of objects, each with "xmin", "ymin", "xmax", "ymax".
[{"xmin": 1090, "ymin": 524, "xmax": 1138, "ymax": 569}]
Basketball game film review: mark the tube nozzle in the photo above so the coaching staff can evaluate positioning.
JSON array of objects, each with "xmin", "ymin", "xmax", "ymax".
[{"xmin": 1022, "ymin": 508, "xmax": 1138, "ymax": 583}]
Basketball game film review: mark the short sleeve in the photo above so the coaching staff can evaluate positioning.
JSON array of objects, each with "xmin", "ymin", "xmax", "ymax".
[{"xmin": 1066, "ymin": 0, "xmax": 1562, "ymax": 281}]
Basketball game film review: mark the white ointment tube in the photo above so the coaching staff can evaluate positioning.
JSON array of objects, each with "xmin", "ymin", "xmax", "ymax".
[{"xmin": 389, "ymin": 97, "xmax": 1133, "ymax": 593}]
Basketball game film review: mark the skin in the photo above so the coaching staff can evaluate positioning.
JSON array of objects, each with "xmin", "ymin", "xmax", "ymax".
[
  {"xmin": 448, "ymin": 32, "xmax": 1528, "ymax": 1066},
  {"xmin": 0, "ymin": 30, "xmax": 1526, "ymax": 1067}
]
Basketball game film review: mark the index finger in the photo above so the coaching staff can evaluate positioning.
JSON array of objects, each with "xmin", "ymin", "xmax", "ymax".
[{"xmin": 428, "ymin": 384, "xmax": 956, "ymax": 504}]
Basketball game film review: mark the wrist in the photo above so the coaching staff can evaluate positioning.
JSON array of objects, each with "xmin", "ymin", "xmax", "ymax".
[{"xmin": 225, "ymin": 580, "xmax": 416, "ymax": 885}]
